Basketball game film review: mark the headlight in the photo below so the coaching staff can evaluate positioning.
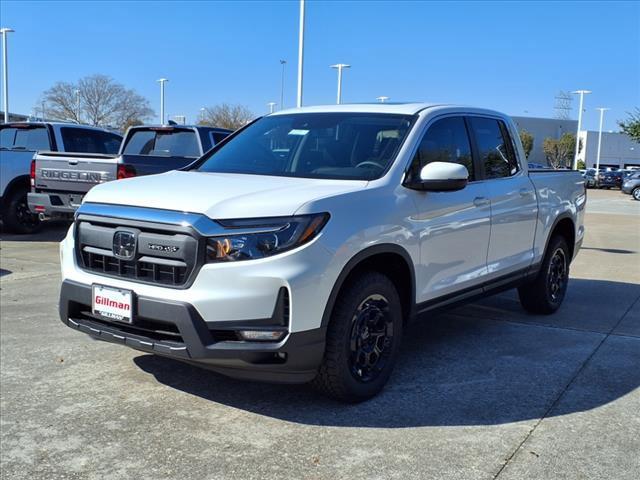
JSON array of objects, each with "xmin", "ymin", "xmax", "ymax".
[{"xmin": 206, "ymin": 213, "xmax": 329, "ymax": 262}]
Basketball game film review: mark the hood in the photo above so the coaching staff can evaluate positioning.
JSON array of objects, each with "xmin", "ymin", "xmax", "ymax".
[{"xmin": 84, "ymin": 170, "xmax": 367, "ymax": 218}]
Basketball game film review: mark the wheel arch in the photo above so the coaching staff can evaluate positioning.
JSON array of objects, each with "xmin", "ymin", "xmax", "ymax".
[
  {"xmin": 321, "ymin": 244, "xmax": 416, "ymax": 328},
  {"xmin": 546, "ymin": 214, "xmax": 576, "ymax": 261}
]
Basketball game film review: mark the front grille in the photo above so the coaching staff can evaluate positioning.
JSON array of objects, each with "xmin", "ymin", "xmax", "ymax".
[
  {"xmin": 82, "ymin": 250, "xmax": 188, "ymax": 285},
  {"xmin": 75, "ymin": 218, "xmax": 201, "ymax": 288}
]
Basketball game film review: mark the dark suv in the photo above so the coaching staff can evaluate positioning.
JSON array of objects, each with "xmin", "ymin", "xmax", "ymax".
[{"xmin": 598, "ymin": 171, "xmax": 624, "ymax": 189}]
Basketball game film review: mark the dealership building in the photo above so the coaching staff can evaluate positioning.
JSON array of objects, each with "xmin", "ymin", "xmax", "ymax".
[
  {"xmin": 511, "ymin": 115, "xmax": 640, "ymax": 169},
  {"xmin": 576, "ymin": 130, "xmax": 640, "ymax": 169}
]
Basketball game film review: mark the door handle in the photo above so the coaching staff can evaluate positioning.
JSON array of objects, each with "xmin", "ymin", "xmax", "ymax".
[
  {"xmin": 473, "ymin": 196, "xmax": 490, "ymax": 207},
  {"xmin": 519, "ymin": 188, "xmax": 531, "ymax": 197}
]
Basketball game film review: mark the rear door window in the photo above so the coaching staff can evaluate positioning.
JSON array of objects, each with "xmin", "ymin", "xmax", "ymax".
[
  {"xmin": 61, "ymin": 128, "xmax": 122, "ymax": 154},
  {"xmin": 123, "ymin": 129, "xmax": 200, "ymax": 157},
  {"xmin": 211, "ymin": 131, "xmax": 229, "ymax": 145},
  {"xmin": 0, "ymin": 126, "xmax": 51, "ymax": 151},
  {"xmin": 469, "ymin": 117, "xmax": 520, "ymax": 179}
]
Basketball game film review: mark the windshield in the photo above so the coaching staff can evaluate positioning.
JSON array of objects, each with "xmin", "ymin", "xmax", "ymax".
[
  {"xmin": 0, "ymin": 125, "xmax": 51, "ymax": 151},
  {"xmin": 196, "ymin": 113, "xmax": 414, "ymax": 180},
  {"xmin": 123, "ymin": 128, "xmax": 200, "ymax": 157}
]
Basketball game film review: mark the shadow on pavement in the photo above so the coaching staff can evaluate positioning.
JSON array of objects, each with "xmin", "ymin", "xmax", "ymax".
[
  {"xmin": 134, "ymin": 278, "xmax": 640, "ymax": 429},
  {"xmin": 581, "ymin": 246, "xmax": 637, "ymax": 254},
  {"xmin": 0, "ymin": 221, "xmax": 70, "ymax": 243}
]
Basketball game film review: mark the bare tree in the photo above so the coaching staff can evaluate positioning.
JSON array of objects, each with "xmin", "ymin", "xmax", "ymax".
[
  {"xmin": 40, "ymin": 74, "xmax": 153, "ymax": 131},
  {"xmin": 198, "ymin": 103, "xmax": 255, "ymax": 130}
]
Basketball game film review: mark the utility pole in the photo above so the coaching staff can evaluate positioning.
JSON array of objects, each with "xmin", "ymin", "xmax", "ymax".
[
  {"xmin": 0, "ymin": 27, "xmax": 15, "ymax": 123},
  {"xmin": 75, "ymin": 89, "xmax": 81, "ymax": 123},
  {"xmin": 280, "ymin": 59, "xmax": 286, "ymax": 110},
  {"xmin": 157, "ymin": 78, "xmax": 168, "ymax": 124},
  {"xmin": 376, "ymin": 96, "xmax": 389, "ymax": 103},
  {"xmin": 330, "ymin": 64, "xmax": 350, "ymax": 104},
  {"xmin": 595, "ymin": 107, "xmax": 610, "ymax": 181},
  {"xmin": 571, "ymin": 89, "xmax": 591, "ymax": 170},
  {"xmin": 296, "ymin": 0, "xmax": 305, "ymax": 108}
]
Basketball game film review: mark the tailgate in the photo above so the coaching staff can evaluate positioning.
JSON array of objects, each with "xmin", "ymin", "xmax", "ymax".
[{"xmin": 34, "ymin": 151, "xmax": 119, "ymax": 194}]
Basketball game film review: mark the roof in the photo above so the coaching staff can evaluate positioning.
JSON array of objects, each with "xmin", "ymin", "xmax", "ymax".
[
  {"xmin": 131, "ymin": 124, "xmax": 233, "ymax": 132},
  {"xmin": 2, "ymin": 121, "xmax": 119, "ymax": 132},
  {"xmin": 271, "ymin": 102, "xmax": 445, "ymax": 116}
]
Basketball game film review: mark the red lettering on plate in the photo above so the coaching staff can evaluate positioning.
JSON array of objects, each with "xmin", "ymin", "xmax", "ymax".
[{"xmin": 95, "ymin": 294, "xmax": 130, "ymax": 310}]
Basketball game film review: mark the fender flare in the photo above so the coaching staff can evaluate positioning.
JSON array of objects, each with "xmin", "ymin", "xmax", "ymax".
[
  {"xmin": 320, "ymin": 243, "xmax": 416, "ymax": 328},
  {"xmin": 541, "ymin": 212, "xmax": 576, "ymax": 261}
]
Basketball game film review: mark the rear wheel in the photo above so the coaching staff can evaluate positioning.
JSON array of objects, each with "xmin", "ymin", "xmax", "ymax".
[
  {"xmin": 2, "ymin": 185, "xmax": 40, "ymax": 234},
  {"xmin": 633, "ymin": 187, "xmax": 640, "ymax": 201},
  {"xmin": 518, "ymin": 235, "xmax": 570, "ymax": 314},
  {"xmin": 312, "ymin": 271, "xmax": 403, "ymax": 402}
]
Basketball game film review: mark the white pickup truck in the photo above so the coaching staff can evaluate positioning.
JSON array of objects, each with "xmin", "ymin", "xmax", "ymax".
[
  {"xmin": 59, "ymin": 103, "xmax": 586, "ymax": 402},
  {"xmin": 0, "ymin": 122, "xmax": 121, "ymax": 233}
]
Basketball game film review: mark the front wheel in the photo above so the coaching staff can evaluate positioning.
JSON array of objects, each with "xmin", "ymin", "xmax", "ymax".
[
  {"xmin": 312, "ymin": 271, "xmax": 403, "ymax": 403},
  {"xmin": 633, "ymin": 187, "xmax": 640, "ymax": 201},
  {"xmin": 2, "ymin": 185, "xmax": 41, "ymax": 234},
  {"xmin": 518, "ymin": 235, "xmax": 570, "ymax": 314}
]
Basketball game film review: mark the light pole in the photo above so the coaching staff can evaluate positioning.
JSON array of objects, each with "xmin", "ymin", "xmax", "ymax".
[
  {"xmin": 571, "ymin": 89, "xmax": 591, "ymax": 170},
  {"xmin": 75, "ymin": 89, "xmax": 81, "ymax": 123},
  {"xmin": 376, "ymin": 96, "xmax": 389, "ymax": 103},
  {"xmin": 279, "ymin": 59, "xmax": 286, "ymax": 110},
  {"xmin": 330, "ymin": 64, "xmax": 350, "ymax": 104},
  {"xmin": 267, "ymin": 102, "xmax": 276, "ymax": 114},
  {"xmin": 1, "ymin": 27, "xmax": 15, "ymax": 123},
  {"xmin": 199, "ymin": 107, "xmax": 205, "ymax": 123},
  {"xmin": 296, "ymin": 0, "xmax": 305, "ymax": 108},
  {"xmin": 595, "ymin": 107, "xmax": 609, "ymax": 180},
  {"xmin": 157, "ymin": 78, "xmax": 168, "ymax": 124}
]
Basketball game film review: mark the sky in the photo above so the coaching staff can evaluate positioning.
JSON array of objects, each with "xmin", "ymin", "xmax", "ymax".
[{"xmin": 1, "ymin": 0, "xmax": 639, "ymax": 131}]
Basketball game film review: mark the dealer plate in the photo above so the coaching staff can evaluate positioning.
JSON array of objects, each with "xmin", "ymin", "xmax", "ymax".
[{"xmin": 92, "ymin": 284, "xmax": 133, "ymax": 323}]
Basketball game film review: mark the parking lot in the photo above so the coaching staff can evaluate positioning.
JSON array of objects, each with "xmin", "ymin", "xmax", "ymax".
[{"xmin": 0, "ymin": 188, "xmax": 638, "ymax": 480}]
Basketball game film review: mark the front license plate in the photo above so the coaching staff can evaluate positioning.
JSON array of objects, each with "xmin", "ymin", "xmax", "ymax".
[{"xmin": 92, "ymin": 285, "xmax": 133, "ymax": 323}]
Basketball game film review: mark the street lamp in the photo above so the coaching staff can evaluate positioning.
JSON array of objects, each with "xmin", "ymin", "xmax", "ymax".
[
  {"xmin": 296, "ymin": 0, "xmax": 305, "ymax": 108},
  {"xmin": 376, "ymin": 96, "xmax": 389, "ymax": 103},
  {"xmin": 330, "ymin": 63, "xmax": 350, "ymax": 104},
  {"xmin": 75, "ymin": 89, "xmax": 81, "ymax": 123},
  {"xmin": 1, "ymin": 27, "xmax": 15, "ymax": 123},
  {"xmin": 595, "ymin": 107, "xmax": 610, "ymax": 179},
  {"xmin": 279, "ymin": 60, "xmax": 286, "ymax": 110},
  {"xmin": 157, "ymin": 78, "xmax": 168, "ymax": 124},
  {"xmin": 571, "ymin": 89, "xmax": 591, "ymax": 170},
  {"xmin": 267, "ymin": 102, "xmax": 276, "ymax": 114}
]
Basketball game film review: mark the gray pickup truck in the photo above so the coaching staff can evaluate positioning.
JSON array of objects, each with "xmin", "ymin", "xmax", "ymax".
[
  {"xmin": 1, "ymin": 122, "xmax": 122, "ymax": 233},
  {"xmin": 28, "ymin": 124, "xmax": 232, "ymax": 220}
]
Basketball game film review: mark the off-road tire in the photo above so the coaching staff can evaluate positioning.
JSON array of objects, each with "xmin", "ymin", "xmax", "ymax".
[
  {"xmin": 312, "ymin": 271, "xmax": 403, "ymax": 403},
  {"xmin": 518, "ymin": 235, "xmax": 570, "ymax": 314},
  {"xmin": 2, "ymin": 185, "xmax": 40, "ymax": 234}
]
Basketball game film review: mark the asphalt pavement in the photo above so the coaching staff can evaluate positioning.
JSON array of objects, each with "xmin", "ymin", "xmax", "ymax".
[{"xmin": 1, "ymin": 188, "xmax": 638, "ymax": 480}]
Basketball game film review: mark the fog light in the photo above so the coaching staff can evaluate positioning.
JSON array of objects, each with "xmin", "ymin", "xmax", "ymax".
[{"xmin": 238, "ymin": 330, "xmax": 286, "ymax": 342}]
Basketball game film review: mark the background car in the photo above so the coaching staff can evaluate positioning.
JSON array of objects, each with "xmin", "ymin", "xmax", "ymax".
[
  {"xmin": 621, "ymin": 171, "xmax": 640, "ymax": 200},
  {"xmin": 598, "ymin": 171, "xmax": 624, "ymax": 189}
]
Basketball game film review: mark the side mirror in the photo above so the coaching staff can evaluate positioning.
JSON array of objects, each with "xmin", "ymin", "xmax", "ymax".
[{"xmin": 407, "ymin": 161, "xmax": 469, "ymax": 191}]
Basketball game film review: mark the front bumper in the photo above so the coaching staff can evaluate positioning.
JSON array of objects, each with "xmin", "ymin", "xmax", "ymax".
[
  {"xmin": 28, "ymin": 192, "xmax": 82, "ymax": 218},
  {"xmin": 60, "ymin": 279, "xmax": 326, "ymax": 383},
  {"xmin": 621, "ymin": 184, "xmax": 635, "ymax": 194}
]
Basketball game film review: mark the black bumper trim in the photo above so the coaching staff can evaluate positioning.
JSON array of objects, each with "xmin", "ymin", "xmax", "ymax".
[{"xmin": 60, "ymin": 279, "xmax": 325, "ymax": 383}]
